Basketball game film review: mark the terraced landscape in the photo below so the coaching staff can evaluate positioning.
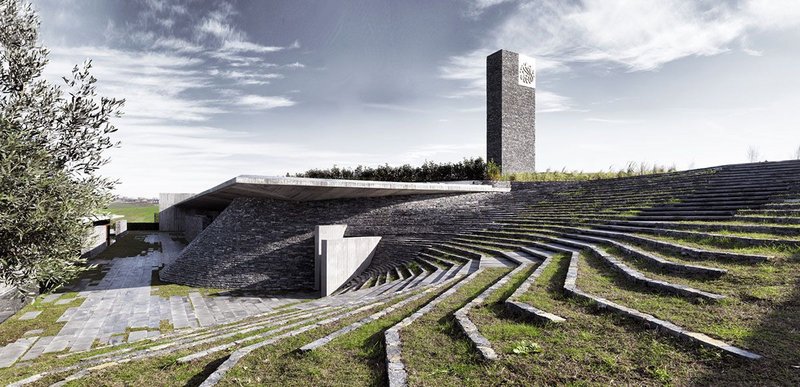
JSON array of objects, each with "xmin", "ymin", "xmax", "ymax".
[{"xmin": 1, "ymin": 160, "xmax": 799, "ymax": 385}]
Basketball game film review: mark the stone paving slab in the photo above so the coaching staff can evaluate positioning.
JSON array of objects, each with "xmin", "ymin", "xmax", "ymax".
[
  {"xmin": 42, "ymin": 294, "xmax": 62, "ymax": 303},
  {"xmin": 19, "ymin": 336, "xmax": 53, "ymax": 362},
  {"xmin": 43, "ymin": 336, "xmax": 72, "ymax": 354},
  {"xmin": 127, "ymin": 330, "xmax": 151, "ymax": 343},
  {"xmin": 18, "ymin": 311, "xmax": 41, "ymax": 321},
  {"xmin": 0, "ymin": 337, "xmax": 38, "ymax": 368},
  {"xmin": 23, "ymin": 329, "xmax": 44, "ymax": 337}
]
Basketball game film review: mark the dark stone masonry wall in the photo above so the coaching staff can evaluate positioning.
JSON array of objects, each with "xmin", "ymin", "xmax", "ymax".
[
  {"xmin": 161, "ymin": 160, "xmax": 800, "ymax": 293},
  {"xmin": 160, "ymin": 183, "xmax": 574, "ymax": 292}
]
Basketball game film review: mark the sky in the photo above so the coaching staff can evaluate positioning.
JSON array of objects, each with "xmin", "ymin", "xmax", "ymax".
[{"xmin": 31, "ymin": 0, "xmax": 800, "ymax": 198}]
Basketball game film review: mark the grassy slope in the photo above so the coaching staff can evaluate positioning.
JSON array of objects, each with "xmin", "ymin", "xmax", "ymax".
[
  {"xmin": 59, "ymin": 285, "xmax": 444, "ymax": 386},
  {"xmin": 104, "ymin": 202, "xmax": 158, "ymax": 223},
  {"xmin": 456, "ymin": 255, "xmax": 705, "ymax": 386}
]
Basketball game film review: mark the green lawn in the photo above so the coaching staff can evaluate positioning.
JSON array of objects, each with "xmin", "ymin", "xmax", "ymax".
[{"xmin": 105, "ymin": 202, "xmax": 159, "ymax": 223}]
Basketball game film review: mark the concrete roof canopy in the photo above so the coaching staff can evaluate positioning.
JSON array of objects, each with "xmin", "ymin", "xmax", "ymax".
[{"xmin": 175, "ymin": 176, "xmax": 509, "ymax": 209}]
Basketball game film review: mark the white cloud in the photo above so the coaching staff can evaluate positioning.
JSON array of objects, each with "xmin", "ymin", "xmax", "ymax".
[
  {"xmin": 584, "ymin": 117, "xmax": 641, "ymax": 125},
  {"xmin": 210, "ymin": 69, "xmax": 284, "ymax": 85},
  {"xmin": 220, "ymin": 40, "xmax": 285, "ymax": 54},
  {"xmin": 363, "ymin": 103, "xmax": 427, "ymax": 113},
  {"xmin": 537, "ymin": 91, "xmax": 572, "ymax": 113},
  {"xmin": 444, "ymin": 0, "xmax": 800, "ymax": 109},
  {"xmin": 45, "ymin": 46, "xmax": 221, "ymax": 122},
  {"xmin": 196, "ymin": 5, "xmax": 299, "ymax": 58},
  {"xmin": 745, "ymin": 0, "xmax": 800, "ymax": 29},
  {"xmin": 198, "ymin": 16, "xmax": 238, "ymax": 40},
  {"xmin": 466, "ymin": 0, "xmax": 516, "ymax": 17},
  {"xmin": 400, "ymin": 143, "xmax": 484, "ymax": 163},
  {"xmin": 151, "ymin": 37, "xmax": 203, "ymax": 53},
  {"xmin": 104, "ymin": 121, "xmax": 373, "ymax": 197},
  {"xmin": 458, "ymin": 0, "xmax": 800, "ymax": 72},
  {"xmin": 236, "ymin": 95, "xmax": 296, "ymax": 109}
]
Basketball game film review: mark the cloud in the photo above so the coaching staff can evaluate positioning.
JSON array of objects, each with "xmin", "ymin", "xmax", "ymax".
[
  {"xmin": 400, "ymin": 143, "xmax": 484, "ymax": 163},
  {"xmin": 457, "ymin": 0, "xmax": 800, "ymax": 72},
  {"xmin": 195, "ymin": 4, "xmax": 300, "ymax": 57},
  {"xmin": 221, "ymin": 40, "xmax": 285, "ymax": 53},
  {"xmin": 443, "ymin": 0, "xmax": 800, "ymax": 109},
  {"xmin": 45, "ymin": 46, "xmax": 222, "ymax": 122},
  {"xmin": 151, "ymin": 37, "xmax": 203, "ymax": 53},
  {"xmin": 104, "ymin": 121, "xmax": 374, "ymax": 197},
  {"xmin": 537, "ymin": 91, "xmax": 572, "ymax": 113},
  {"xmin": 363, "ymin": 103, "xmax": 427, "ymax": 113},
  {"xmin": 235, "ymin": 95, "xmax": 296, "ymax": 109},
  {"xmin": 585, "ymin": 117, "xmax": 641, "ymax": 125},
  {"xmin": 466, "ymin": 0, "xmax": 516, "ymax": 17},
  {"xmin": 209, "ymin": 69, "xmax": 284, "ymax": 85}
]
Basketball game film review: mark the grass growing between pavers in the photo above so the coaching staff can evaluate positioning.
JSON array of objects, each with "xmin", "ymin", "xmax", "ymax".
[
  {"xmin": 603, "ymin": 245, "xmax": 800, "ymax": 303},
  {"xmin": 94, "ymin": 232, "xmax": 161, "ymax": 261},
  {"xmin": 574, "ymin": 251, "xmax": 800, "ymax": 384},
  {"xmin": 9, "ymin": 278, "xmax": 430, "ymax": 385},
  {"xmin": 400, "ymin": 268, "xmax": 509, "ymax": 385},
  {"xmin": 474, "ymin": 252, "xmax": 708, "ymax": 385},
  {"xmin": 637, "ymin": 233, "xmax": 800, "ymax": 258},
  {"xmin": 0, "ymin": 325, "xmax": 173, "ymax": 386},
  {"xmin": 46, "ymin": 287, "xmax": 433, "ymax": 387},
  {"xmin": 0, "ymin": 296, "xmax": 84, "ymax": 347},
  {"xmin": 712, "ymin": 230, "xmax": 800, "ymax": 241},
  {"xmin": 404, "ymin": 257, "xmax": 708, "ymax": 386},
  {"xmin": 218, "ymin": 279, "xmax": 473, "ymax": 386},
  {"xmin": 677, "ymin": 220, "xmax": 800, "ymax": 228},
  {"xmin": 0, "ymin": 304, "xmax": 318, "ymax": 385}
]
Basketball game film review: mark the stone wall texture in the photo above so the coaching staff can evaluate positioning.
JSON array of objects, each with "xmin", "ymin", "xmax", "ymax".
[
  {"xmin": 486, "ymin": 49, "xmax": 536, "ymax": 174},
  {"xmin": 160, "ymin": 185, "xmax": 568, "ymax": 292}
]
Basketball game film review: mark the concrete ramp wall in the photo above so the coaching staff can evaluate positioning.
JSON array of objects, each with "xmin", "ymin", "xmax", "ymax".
[
  {"xmin": 158, "ymin": 193, "xmax": 195, "ymax": 232},
  {"xmin": 316, "ymin": 225, "xmax": 381, "ymax": 297}
]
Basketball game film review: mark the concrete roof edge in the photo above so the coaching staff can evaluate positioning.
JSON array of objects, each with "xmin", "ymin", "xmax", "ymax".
[{"xmin": 174, "ymin": 177, "xmax": 239, "ymax": 206}]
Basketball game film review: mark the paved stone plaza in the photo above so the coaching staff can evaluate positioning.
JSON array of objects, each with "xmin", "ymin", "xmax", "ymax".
[{"xmin": 0, "ymin": 233, "xmax": 310, "ymax": 367}]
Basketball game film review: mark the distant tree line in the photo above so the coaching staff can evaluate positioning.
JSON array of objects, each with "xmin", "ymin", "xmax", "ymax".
[{"xmin": 292, "ymin": 158, "xmax": 489, "ymax": 182}]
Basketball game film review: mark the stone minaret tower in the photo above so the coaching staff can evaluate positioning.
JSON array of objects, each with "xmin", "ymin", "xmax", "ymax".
[{"xmin": 486, "ymin": 49, "xmax": 536, "ymax": 174}]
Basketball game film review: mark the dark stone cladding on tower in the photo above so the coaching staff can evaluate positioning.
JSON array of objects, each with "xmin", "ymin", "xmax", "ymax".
[{"xmin": 486, "ymin": 49, "xmax": 536, "ymax": 174}]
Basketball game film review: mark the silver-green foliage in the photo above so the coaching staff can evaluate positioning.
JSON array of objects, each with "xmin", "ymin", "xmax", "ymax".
[{"xmin": 0, "ymin": 0, "xmax": 124, "ymax": 291}]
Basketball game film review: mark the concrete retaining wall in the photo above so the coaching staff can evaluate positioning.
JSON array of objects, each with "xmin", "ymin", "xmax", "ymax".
[
  {"xmin": 314, "ymin": 225, "xmax": 347, "ymax": 290},
  {"xmin": 81, "ymin": 224, "xmax": 108, "ymax": 258},
  {"xmin": 115, "ymin": 220, "xmax": 128, "ymax": 238},
  {"xmin": 158, "ymin": 193, "xmax": 195, "ymax": 231},
  {"xmin": 319, "ymin": 226, "xmax": 381, "ymax": 297}
]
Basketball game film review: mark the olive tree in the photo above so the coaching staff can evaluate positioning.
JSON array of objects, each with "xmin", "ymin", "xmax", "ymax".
[{"xmin": 0, "ymin": 0, "xmax": 124, "ymax": 292}]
